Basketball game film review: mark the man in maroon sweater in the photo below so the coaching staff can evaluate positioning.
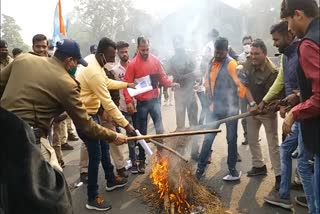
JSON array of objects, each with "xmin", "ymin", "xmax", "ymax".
[
  {"xmin": 123, "ymin": 36, "xmax": 179, "ymax": 173},
  {"xmin": 281, "ymin": 0, "xmax": 319, "ymax": 212}
]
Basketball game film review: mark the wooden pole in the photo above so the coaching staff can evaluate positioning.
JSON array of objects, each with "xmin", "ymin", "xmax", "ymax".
[
  {"xmin": 193, "ymin": 112, "xmax": 253, "ymax": 130},
  {"xmin": 126, "ymin": 129, "xmax": 221, "ymax": 141},
  {"xmin": 149, "ymin": 139, "xmax": 188, "ymax": 163}
]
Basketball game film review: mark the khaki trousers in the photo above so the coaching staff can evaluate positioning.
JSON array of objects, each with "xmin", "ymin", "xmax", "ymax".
[
  {"xmin": 52, "ymin": 119, "xmax": 67, "ymax": 165},
  {"xmin": 40, "ymin": 137, "xmax": 62, "ymax": 172},
  {"xmin": 66, "ymin": 116, "xmax": 74, "ymax": 132},
  {"xmin": 247, "ymin": 112, "xmax": 281, "ymax": 176},
  {"xmin": 100, "ymin": 116, "xmax": 125, "ymax": 170},
  {"xmin": 79, "ymin": 142, "xmax": 89, "ymax": 173}
]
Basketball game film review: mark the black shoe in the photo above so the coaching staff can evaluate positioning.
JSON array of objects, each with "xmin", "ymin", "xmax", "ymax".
[
  {"xmin": 60, "ymin": 160, "xmax": 65, "ymax": 168},
  {"xmin": 61, "ymin": 143, "xmax": 74, "ymax": 150},
  {"xmin": 247, "ymin": 165, "xmax": 267, "ymax": 177},
  {"xmin": 86, "ymin": 195, "xmax": 112, "ymax": 211},
  {"xmin": 242, "ymin": 140, "xmax": 248, "ymax": 145},
  {"xmin": 137, "ymin": 160, "xmax": 145, "ymax": 174},
  {"xmin": 117, "ymin": 167, "xmax": 129, "ymax": 178},
  {"xmin": 295, "ymin": 196, "xmax": 308, "ymax": 208},
  {"xmin": 131, "ymin": 162, "xmax": 139, "ymax": 174},
  {"xmin": 106, "ymin": 176, "xmax": 128, "ymax": 192},
  {"xmin": 275, "ymin": 175, "xmax": 281, "ymax": 191},
  {"xmin": 80, "ymin": 172, "xmax": 88, "ymax": 183}
]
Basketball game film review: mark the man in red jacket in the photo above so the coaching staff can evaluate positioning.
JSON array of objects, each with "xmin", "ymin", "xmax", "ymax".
[{"xmin": 123, "ymin": 36, "xmax": 179, "ymax": 173}]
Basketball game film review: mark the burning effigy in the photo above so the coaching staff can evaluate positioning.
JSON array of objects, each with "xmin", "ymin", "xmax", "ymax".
[{"xmin": 140, "ymin": 136, "xmax": 225, "ymax": 214}]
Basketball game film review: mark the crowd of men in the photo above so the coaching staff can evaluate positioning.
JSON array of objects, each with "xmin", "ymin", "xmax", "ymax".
[{"xmin": 0, "ymin": 0, "xmax": 319, "ymax": 213}]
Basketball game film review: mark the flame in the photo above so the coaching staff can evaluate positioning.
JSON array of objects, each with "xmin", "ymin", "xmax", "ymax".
[{"xmin": 150, "ymin": 153, "xmax": 191, "ymax": 213}]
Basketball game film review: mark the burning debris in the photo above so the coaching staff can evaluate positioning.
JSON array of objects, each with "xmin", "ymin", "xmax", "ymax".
[{"xmin": 141, "ymin": 136, "xmax": 225, "ymax": 214}]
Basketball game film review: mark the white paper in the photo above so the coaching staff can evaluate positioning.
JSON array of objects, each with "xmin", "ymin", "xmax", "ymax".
[
  {"xmin": 128, "ymin": 75, "xmax": 153, "ymax": 97},
  {"xmin": 135, "ymin": 130, "xmax": 153, "ymax": 156},
  {"xmin": 128, "ymin": 86, "xmax": 153, "ymax": 97}
]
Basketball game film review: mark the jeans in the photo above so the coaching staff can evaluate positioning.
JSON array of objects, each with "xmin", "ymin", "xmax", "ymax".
[
  {"xmin": 136, "ymin": 98, "xmax": 164, "ymax": 161},
  {"xmin": 76, "ymin": 114, "xmax": 115, "ymax": 201},
  {"xmin": 122, "ymin": 111, "xmax": 138, "ymax": 162},
  {"xmin": 279, "ymin": 122, "xmax": 299, "ymax": 199},
  {"xmin": 196, "ymin": 91, "xmax": 209, "ymax": 126},
  {"xmin": 314, "ymin": 154, "xmax": 320, "ymax": 213},
  {"xmin": 297, "ymin": 124, "xmax": 316, "ymax": 213},
  {"xmin": 197, "ymin": 111, "xmax": 238, "ymax": 175}
]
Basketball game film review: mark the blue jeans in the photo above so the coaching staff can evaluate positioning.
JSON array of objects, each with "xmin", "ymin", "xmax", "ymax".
[
  {"xmin": 314, "ymin": 154, "xmax": 320, "ymax": 213},
  {"xmin": 136, "ymin": 98, "xmax": 164, "ymax": 161},
  {"xmin": 122, "ymin": 111, "xmax": 138, "ymax": 162},
  {"xmin": 197, "ymin": 111, "xmax": 238, "ymax": 175},
  {"xmin": 279, "ymin": 122, "xmax": 299, "ymax": 199},
  {"xmin": 76, "ymin": 114, "xmax": 115, "ymax": 201},
  {"xmin": 297, "ymin": 124, "xmax": 317, "ymax": 213}
]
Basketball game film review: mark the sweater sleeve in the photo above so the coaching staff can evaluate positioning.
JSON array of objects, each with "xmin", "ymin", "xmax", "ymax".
[
  {"xmin": 227, "ymin": 60, "xmax": 247, "ymax": 99},
  {"xmin": 263, "ymin": 55, "xmax": 284, "ymax": 103},
  {"xmin": 89, "ymin": 73, "xmax": 129, "ymax": 127}
]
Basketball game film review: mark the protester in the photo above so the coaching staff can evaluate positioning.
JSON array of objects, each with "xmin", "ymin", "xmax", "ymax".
[
  {"xmin": 90, "ymin": 44, "xmax": 97, "ymax": 54},
  {"xmin": 12, "ymin": 48, "xmax": 23, "ymax": 58},
  {"xmin": 76, "ymin": 37, "xmax": 136, "ymax": 211},
  {"xmin": 113, "ymin": 41, "xmax": 140, "ymax": 174},
  {"xmin": 123, "ymin": 36, "xmax": 179, "ymax": 174},
  {"xmin": 195, "ymin": 37, "xmax": 247, "ymax": 181},
  {"xmin": 102, "ymin": 58, "xmax": 129, "ymax": 178},
  {"xmin": 239, "ymin": 39, "xmax": 281, "ymax": 189},
  {"xmin": 281, "ymin": 0, "xmax": 320, "ymax": 212},
  {"xmin": 259, "ymin": 21, "xmax": 305, "ymax": 209},
  {"xmin": 31, "ymin": 34, "xmax": 49, "ymax": 56},
  {"xmin": 0, "ymin": 39, "xmax": 13, "ymax": 70},
  {"xmin": 168, "ymin": 36, "xmax": 198, "ymax": 130}
]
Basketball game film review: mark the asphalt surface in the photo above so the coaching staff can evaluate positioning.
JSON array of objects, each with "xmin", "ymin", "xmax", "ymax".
[{"xmin": 63, "ymin": 103, "xmax": 308, "ymax": 214}]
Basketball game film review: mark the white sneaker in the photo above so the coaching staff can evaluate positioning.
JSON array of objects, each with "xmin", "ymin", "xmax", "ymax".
[{"xmin": 223, "ymin": 171, "xmax": 242, "ymax": 181}]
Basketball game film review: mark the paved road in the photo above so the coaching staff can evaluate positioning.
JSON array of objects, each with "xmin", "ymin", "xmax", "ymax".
[{"xmin": 63, "ymin": 104, "xmax": 307, "ymax": 214}]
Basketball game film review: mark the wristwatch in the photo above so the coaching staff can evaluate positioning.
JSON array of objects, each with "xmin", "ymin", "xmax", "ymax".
[{"xmin": 249, "ymin": 101, "xmax": 256, "ymax": 107}]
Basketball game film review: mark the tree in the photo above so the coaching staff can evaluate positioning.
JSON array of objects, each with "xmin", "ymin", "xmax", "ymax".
[
  {"xmin": 68, "ymin": 0, "xmax": 156, "ymax": 56},
  {"xmin": 1, "ymin": 14, "xmax": 29, "ymax": 52}
]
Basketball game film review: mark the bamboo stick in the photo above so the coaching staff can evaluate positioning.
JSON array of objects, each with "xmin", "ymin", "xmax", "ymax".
[
  {"xmin": 149, "ymin": 139, "xmax": 188, "ymax": 162},
  {"xmin": 126, "ymin": 129, "xmax": 221, "ymax": 141},
  {"xmin": 192, "ymin": 112, "xmax": 253, "ymax": 130}
]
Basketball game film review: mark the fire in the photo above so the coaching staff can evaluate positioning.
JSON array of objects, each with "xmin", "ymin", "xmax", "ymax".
[{"xmin": 150, "ymin": 153, "xmax": 191, "ymax": 213}]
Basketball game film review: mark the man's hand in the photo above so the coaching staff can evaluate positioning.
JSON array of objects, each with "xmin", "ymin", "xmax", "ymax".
[
  {"xmin": 127, "ymin": 83, "xmax": 136, "ymax": 89},
  {"xmin": 279, "ymin": 105, "xmax": 288, "ymax": 118},
  {"xmin": 282, "ymin": 93, "xmax": 299, "ymax": 107},
  {"xmin": 283, "ymin": 109, "xmax": 295, "ymax": 136},
  {"xmin": 127, "ymin": 103, "xmax": 135, "ymax": 115},
  {"xmin": 249, "ymin": 104, "xmax": 260, "ymax": 115},
  {"xmin": 113, "ymin": 133, "xmax": 127, "ymax": 145},
  {"xmin": 265, "ymin": 100, "xmax": 280, "ymax": 112},
  {"xmin": 258, "ymin": 101, "xmax": 266, "ymax": 112},
  {"xmin": 125, "ymin": 124, "xmax": 136, "ymax": 136},
  {"xmin": 53, "ymin": 112, "xmax": 68, "ymax": 122}
]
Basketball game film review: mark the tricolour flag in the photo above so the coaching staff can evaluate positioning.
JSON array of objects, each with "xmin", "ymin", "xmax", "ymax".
[{"xmin": 52, "ymin": 0, "xmax": 69, "ymax": 46}]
